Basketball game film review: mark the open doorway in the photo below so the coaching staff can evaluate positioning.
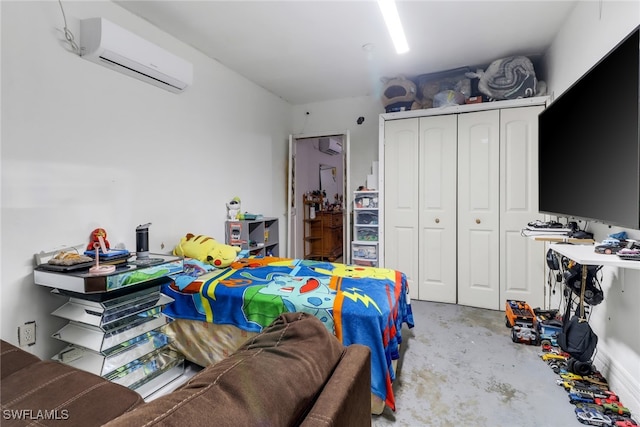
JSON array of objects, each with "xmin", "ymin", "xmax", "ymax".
[{"xmin": 287, "ymin": 132, "xmax": 350, "ymax": 262}]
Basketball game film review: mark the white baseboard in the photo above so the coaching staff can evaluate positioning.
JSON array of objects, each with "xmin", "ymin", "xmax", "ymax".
[{"xmin": 594, "ymin": 348, "xmax": 640, "ymax": 419}]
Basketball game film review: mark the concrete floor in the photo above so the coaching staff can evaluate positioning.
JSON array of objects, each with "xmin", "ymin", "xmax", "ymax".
[
  {"xmin": 373, "ymin": 300, "xmax": 591, "ymax": 427},
  {"xmin": 151, "ymin": 299, "xmax": 630, "ymax": 426}
]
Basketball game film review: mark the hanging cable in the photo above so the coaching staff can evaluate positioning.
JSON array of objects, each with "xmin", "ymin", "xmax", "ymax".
[{"xmin": 58, "ymin": 0, "xmax": 79, "ymax": 53}]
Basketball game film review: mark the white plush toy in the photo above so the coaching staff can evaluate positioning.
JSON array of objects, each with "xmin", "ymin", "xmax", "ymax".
[{"xmin": 226, "ymin": 197, "xmax": 241, "ymax": 220}]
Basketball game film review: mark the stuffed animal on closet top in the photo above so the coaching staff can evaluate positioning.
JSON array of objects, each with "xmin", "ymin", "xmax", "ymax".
[
  {"xmin": 465, "ymin": 56, "xmax": 546, "ymax": 100},
  {"xmin": 173, "ymin": 233, "xmax": 241, "ymax": 268}
]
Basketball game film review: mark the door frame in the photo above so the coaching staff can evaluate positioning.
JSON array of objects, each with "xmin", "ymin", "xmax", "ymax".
[{"xmin": 287, "ymin": 131, "xmax": 351, "ymax": 261}]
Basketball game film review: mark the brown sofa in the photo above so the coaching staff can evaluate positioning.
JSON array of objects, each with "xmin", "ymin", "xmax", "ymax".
[{"xmin": 1, "ymin": 312, "xmax": 371, "ymax": 427}]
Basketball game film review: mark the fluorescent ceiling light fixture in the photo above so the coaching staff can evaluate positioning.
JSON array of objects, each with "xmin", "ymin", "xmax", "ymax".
[{"xmin": 377, "ymin": 0, "xmax": 409, "ymax": 54}]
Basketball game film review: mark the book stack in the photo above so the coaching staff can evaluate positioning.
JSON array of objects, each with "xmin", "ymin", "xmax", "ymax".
[{"xmin": 84, "ymin": 248, "xmax": 131, "ymax": 266}]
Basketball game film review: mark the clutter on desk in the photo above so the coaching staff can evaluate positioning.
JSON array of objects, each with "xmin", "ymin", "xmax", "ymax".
[
  {"xmin": 48, "ymin": 250, "xmax": 93, "ymax": 266},
  {"xmin": 84, "ymin": 227, "xmax": 131, "ymax": 261},
  {"xmin": 88, "ymin": 242, "xmax": 116, "ymax": 275},
  {"xmin": 595, "ymin": 233, "xmax": 640, "ymax": 257},
  {"xmin": 304, "ymin": 190, "xmax": 342, "ymax": 213},
  {"xmin": 237, "ymin": 212, "xmax": 262, "ymax": 220}
]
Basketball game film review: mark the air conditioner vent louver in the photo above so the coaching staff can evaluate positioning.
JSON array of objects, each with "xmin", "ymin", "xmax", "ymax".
[{"xmin": 98, "ymin": 56, "xmax": 184, "ymax": 91}]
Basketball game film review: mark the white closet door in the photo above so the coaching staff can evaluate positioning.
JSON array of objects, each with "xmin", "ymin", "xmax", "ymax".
[
  {"xmin": 457, "ymin": 110, "xmax": 500, "ymax": 310},
  {"xmin": 500, "ymin": 106, "xmax": 546, "ymax": 308},
  {"xmin": 384, "ymin": 118, "xmax": 419, "ymax": 298},
  {"xmin": 418, "ymin": 115, "xmax": 457, "ymax": 303}
]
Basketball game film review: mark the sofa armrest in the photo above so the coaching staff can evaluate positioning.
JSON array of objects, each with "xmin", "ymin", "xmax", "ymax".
[
  {"xmin": 1, "ymin": 340, "xmax": 40, "ymax": 379},
  {"xmin": 1, "ymin": 340, "xmax": 144, "ymax": 427},
  {"xmin": 301, "ymin": 344, "xmax": 372, "ymax": 427}
]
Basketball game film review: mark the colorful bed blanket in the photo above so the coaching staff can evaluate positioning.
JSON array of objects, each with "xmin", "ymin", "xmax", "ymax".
[{"xmin": 162, "ymin": 257, "xmax": 414, "ymax": 411}]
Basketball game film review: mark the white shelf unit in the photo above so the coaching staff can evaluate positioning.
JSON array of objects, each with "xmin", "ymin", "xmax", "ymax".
[{"xmin": 352, "ymin": 190, "xmax": 379, "ymax": 266}]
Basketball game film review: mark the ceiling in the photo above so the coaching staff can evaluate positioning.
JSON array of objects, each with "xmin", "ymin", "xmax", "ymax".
[{"xmin": 116, "ymin": 1, "xmax": 578, "ymax": 105}]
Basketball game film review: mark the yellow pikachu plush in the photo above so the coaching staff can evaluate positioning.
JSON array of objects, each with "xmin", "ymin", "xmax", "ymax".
[{"xmin": 173, "ymin": 233, "xmax": 241, "ymax": 268}]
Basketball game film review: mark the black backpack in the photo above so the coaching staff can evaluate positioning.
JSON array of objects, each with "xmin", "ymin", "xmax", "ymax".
[
  {"xmin": 557, "ymin": 284, "xmax": 599, "ymax": 363},
  {"xmin": 557, "ymin": 313, "xmax": 598, "ymax": 362}
]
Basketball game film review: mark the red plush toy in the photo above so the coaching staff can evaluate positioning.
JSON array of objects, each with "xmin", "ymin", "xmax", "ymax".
[{"xmin": 87, "ymin": 228, "xmax": 110, "ymax": 252}]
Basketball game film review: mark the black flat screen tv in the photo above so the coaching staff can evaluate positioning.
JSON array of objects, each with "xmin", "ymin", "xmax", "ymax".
[{"xmin": 538, "ymin": 25, "xmax": 640, "ymax": 230}]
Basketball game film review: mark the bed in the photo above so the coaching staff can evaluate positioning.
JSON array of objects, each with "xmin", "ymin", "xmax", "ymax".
[{"xmin": 160, "ymin": 256, "xmax": 414, "ymax": 414}]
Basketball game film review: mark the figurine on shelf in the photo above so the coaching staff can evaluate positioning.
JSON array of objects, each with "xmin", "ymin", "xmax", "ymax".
[
  {"xmin": 87, "ymin": 228, "xmax": 110, "ymax": 252},
  {"xmin": 88, "ymin": 242, "xmax": 115, "ymax": 275},
  {"xmin": 227, "ymin": 197, "xmax": 241, "ymax": 220}
]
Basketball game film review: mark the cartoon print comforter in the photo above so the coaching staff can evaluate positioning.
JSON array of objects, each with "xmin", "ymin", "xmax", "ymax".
[{"xmin": 162, "ymin": 257, "xmax": 414, "ymax": 411}]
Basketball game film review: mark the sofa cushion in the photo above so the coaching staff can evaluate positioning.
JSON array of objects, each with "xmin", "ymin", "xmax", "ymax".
[
  {"xmin": 105, "ymin": 312, "xmax": 346, "ymax": 427},
  {"xmin": 1, "ymin": 340, "xmax": 144, "ymax": 427}
]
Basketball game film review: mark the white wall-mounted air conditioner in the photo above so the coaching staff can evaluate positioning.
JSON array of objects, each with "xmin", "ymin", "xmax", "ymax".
[
  {"xmin": 79, "ymin": 17, "xmax": 193, "ymax": 93},
  {"xmin": 319, "ymin": 137, "xmax": 343, "ymax": 155}
]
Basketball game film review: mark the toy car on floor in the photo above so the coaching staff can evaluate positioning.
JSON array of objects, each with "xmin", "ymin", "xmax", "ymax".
[
  {"xmin": 574, "ymin": 407, "xmax": 613, "ymax": 426},
  {"xmin": 511, "ymin": 325, "xmax": 540, "ymax": 345},
  {"xmin": 569, "ymin": 391, "xmax": 595, "ymax": 404},
  {"xmin": 559, "ymin": 369, "xmax": 608, "ymax": 385},
  {"xmin": 582, "ymin": 373, "xmax": 609, "ymax": 388},
  {"xmin": 540, "ymin": 337, "xmax": 558, "ymax": 349},
  {"xmin": 556, "ymin": 379, "xmax": 573, "ymax": 390},
  {"xmin": 505, "ymin": 299, "xmax": 536, "ymax": 328},
  {"xmin": 534, "ymin": 307, "xmax": 559, "ymax": 321},
  {"xmin": 576, "ymin": 382, "xmax": 610, "ymax": 393},
  {"xmin": 559, "ymin": 379, "xmax": 610, "ymax": 394},
  {"xmin": 539, "ymin": 332, "xmax": 559, "ymax": 348},
  {"xmin": 574, "ymin": 402, "xmax": 605, "ymax": 413},
  {"xmin": 549, "ymin": 360, "xmax": 568, "ymax": 374},
  {"xmin": 571, "ymin": 387, "xmax": 613, "ymax": 401},
  {"xmin": 541, "ymin": 342, "xmax": 554, "ymax": 352},
  {"xmin": 613, "ymin": 417, "xmax": 638, "ymax": 426},
  {"xmin": 561, "ymin": 372, "xmax": 584, "ymax": 381},
  {"xmin": 540, "ymin": 352, "xmax": 567, "ymax": 361},
  {"xmin": 594, "ymin": 392, "xmax": 620, "ymax": 405},
  {"xmin": 602, "ymin": 402, "xmax": 631, "ymax": 417}
]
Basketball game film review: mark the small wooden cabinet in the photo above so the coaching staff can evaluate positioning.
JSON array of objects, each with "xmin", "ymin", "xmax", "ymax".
[
  {"xmin": 318, "ymin": 211, "xmax": 343, "ymax": 261},
  {"xmin": 303, "ymin": 198, "xmax": 343, "ymax": 261}
]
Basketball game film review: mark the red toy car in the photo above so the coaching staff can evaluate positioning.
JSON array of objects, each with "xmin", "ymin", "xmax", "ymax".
[{"xmin": 594, "ymin": 392, "xmax": 619, "ymax": 405}]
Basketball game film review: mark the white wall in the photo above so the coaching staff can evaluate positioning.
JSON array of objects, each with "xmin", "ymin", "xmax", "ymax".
[
  {"xmin": 1, "ymin": 1, "xmax": 292, "ymax": 358},
  {"xmin": 292, "ymin": 96, "xmax": 384, "ymax": 193},
  {"xmin": 544, "ymin": 0, "xmax": 640, "ymax": 414}
]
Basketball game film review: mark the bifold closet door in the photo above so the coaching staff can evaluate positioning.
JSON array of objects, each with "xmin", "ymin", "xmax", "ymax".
[
  {"xmin": 457, "ymin": 110, "xmax": 500, "ymax": 310},
  {"xmin": 418, "ymin": 115, "xmax": 457, "ymax": 303},
  {"xmin": 384, "ymin": 118, "xmax": 419, "ymax": 298},
  {"xmin": 383, "ymin": 116, "xmax": 457, "ymax": 302},
  {"xmin": 500, "ymin": 105, "xmax": 546, "ymax": 309}
]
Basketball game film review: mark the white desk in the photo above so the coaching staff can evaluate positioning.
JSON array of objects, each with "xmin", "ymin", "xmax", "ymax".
[{"xmin": 549, "ymin": 243, "xmax": 640, "ymax": 270}]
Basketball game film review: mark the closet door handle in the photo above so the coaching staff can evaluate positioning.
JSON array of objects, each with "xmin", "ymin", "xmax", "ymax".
[
  {"xmin": 435, "ymin": 218, "xmax": 440, "ymax": 224},
  {"xmin": 475, "ymin": 218, "xmax": 481, "ymax": 224}
]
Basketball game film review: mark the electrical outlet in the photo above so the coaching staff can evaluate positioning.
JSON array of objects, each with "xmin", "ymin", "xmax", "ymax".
[{"xmin": 18, "ymin": 321, "xmax": 36, "ymax": 346}]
